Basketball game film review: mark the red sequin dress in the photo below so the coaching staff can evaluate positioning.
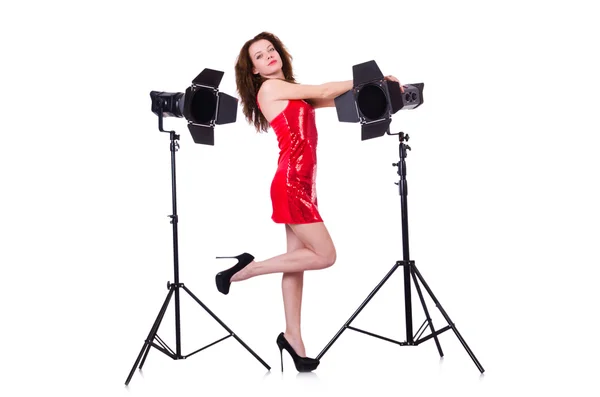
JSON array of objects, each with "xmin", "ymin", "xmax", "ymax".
[{"xmin": 258, "ymin": 98, "xmax": 323, "ymax": 224}]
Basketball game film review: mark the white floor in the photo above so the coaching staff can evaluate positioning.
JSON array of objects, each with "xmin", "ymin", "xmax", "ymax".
[{"xmin": 5, "ymin": 263, "xmax": 597, "ymax": 397}]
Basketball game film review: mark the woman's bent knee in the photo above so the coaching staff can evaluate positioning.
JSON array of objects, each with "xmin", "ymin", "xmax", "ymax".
[{"xmin": 320, "ymin": 249, "xmax": 336, "ymax": 269}]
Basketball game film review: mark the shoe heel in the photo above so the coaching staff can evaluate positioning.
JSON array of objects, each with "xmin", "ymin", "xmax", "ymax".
[{"xmin": 279, "ymin": 345, "xmax": 284, "ymax": 372}]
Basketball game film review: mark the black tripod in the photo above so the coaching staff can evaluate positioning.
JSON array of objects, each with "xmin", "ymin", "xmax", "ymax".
[
  {"xmin": 316, "ymin": 132, "xmax": 484, "ymax": 373},
  {"xmin": 125, "ymin": 115, "xmax": 270, "ymax": 386}
]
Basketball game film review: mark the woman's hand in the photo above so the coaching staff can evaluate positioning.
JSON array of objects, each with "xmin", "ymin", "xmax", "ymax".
[{"xmin": 384, "ymin": 75, "xmax": 405, "ymax": 93}]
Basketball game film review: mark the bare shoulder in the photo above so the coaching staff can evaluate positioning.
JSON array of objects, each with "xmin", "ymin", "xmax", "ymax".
[
  {"xmin": 258, "ymin": 79, "xmax": 282, "ymax": 106},
  {"xmin": 257, "ymin": 80, "xmax": 290, "ymax": 123},
  {"xmin": 258, "ymin": 78, "xmax": 289, "ymax": 100}
]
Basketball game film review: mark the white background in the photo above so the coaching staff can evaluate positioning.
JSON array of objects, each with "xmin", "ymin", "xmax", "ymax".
[{"xmin": 1, "ymin": 0, "xmax": 599, "ymax": 396}]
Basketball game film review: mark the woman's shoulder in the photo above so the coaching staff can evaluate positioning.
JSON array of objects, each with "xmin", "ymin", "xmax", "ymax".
[{"xmin": 260, "ymin": 78, "xmax": 297, "ymax": 95}]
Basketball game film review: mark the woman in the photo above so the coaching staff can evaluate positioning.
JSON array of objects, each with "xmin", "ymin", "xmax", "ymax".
[{"xmin": 215, "ymin": 31, "xmax": 403, "ymax": 372}]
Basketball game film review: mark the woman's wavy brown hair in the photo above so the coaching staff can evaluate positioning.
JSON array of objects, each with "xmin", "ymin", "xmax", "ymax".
[{"xmin": 235, "ymin": 32, "xmax": 297, "ymax": 133}]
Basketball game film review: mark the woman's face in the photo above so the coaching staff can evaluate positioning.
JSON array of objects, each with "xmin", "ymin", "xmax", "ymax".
[{"xmin": 249, "ymin": 39, "xmax": 283, "ymax": 78}]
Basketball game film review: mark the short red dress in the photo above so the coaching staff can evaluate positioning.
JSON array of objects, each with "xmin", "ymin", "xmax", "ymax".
[{"xmin": 258, "ymin": 98, "xmax": 323, "ymax": 224}]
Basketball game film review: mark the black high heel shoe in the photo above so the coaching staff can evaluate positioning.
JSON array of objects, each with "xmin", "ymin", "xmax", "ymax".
[
  {"xmin": 276, "ymin": 332, "xmax": 320, "ymax": 373},
  {"xmin": 215, "ymin": 252, "xmax": 254, "ymax": 295}
]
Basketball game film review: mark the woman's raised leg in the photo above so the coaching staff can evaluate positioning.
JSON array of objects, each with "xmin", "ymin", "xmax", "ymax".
[{"xmin": 230, "ymin": 221, "xmax": 336, "ymax": 282}]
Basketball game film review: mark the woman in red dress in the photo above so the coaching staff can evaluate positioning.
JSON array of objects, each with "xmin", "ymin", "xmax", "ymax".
[{"xmin": 215, "ymin": 31, "xmax": 402, "ymax": 372}]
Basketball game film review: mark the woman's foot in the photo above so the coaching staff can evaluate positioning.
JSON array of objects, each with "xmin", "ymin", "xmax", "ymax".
[
  {"xmin": 215, "ymin": 253, "xmax": 255, "ymax": 295},
  {"xmin": 283, "ymin": 332, "xmax": 306, "ymax": 357},
  {"xmin": 276, "ymin": 332, "xmax": 319, "ymax": 372},
  {"xmin": 230, "ymin": 261, "xmax": 255, "ymax": 282}
]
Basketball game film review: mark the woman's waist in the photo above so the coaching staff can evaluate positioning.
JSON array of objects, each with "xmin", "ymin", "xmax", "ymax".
[{"xmin": 276, "ymin": 153, "xmax": 317, "ymax": 172}]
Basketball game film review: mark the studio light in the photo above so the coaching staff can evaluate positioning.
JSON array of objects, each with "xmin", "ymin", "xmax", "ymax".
[
  {"xmin": 126, "ymin": 68, "xmax": 270, "ymax": 386},
  {"xmin": 334, "ymin": 60, "xmax": 424, "ymax": 140},
  {"xmin": 150, "ymin": 68, "xmax": 238, "ymax": 145},
  {"xmin": 320, "ymin": 65, "xmax": 485, "ymax": 375}
]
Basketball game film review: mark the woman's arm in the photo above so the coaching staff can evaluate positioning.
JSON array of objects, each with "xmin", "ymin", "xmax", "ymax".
[
  {"xmin": 310, "ymin": 76, "xmax": 406, "ymax": 109},
  {"xmin": 259, "ymin": 78, "xmax": 353, "ymax": 102},
  {"xmin": 259, "ymin": 76, "xmax": 404, "ymax": 109}
]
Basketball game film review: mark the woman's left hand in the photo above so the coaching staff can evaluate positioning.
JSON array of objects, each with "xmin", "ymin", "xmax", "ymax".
[{"xmin": 384, "ymin": 75, "xmax": 405, "ymax": 93}]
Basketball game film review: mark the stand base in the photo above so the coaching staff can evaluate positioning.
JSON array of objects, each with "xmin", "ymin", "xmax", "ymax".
[
  {"xmin": 317, "ymin": 260, "xmax": 484, "ymax": 374},
  {"xmin": 125, "ymin": 282, "xmax": 270, "ymax": 385}
]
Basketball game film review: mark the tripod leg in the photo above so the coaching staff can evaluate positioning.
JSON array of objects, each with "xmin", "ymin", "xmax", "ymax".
[
  {"xmin": 125, "ymin": 288, "xmax": 175, "ymax": 385},
  {"xmin": 182, "ymin": 285, "xmax": 271, "ymax": 370},
  {"xmin": 316, "ymin": 263, "xmax": 401, "ymax": 361},
  {"xmin": 139, "ymin": 288, "xmax": 175, "ymax": 369},
  {"xmin": 410, "ymin": 266, "xmax": 444, "ymax": 357},
  {"xmin": 412, "ymin": 264, "xmax": 485, "ymax": 373}
]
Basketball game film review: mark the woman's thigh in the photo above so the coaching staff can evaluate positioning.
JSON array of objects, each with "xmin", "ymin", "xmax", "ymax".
[
  {"xmin": 287, "ymin": 222, "xmax": 336, "ymax": 263},
  {"xmin": 286, "ymin": 224, "xmax": 305, "ymax": 253}
]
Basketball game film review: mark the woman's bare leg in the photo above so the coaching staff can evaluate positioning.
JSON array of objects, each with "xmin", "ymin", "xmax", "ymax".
[
  {"xmin": 229, "ymin": 222, "xmax": 336, "ymax": 282},
  {"xmin": 282, "ymin": 224, "xmax": 307, "ymax": 357},
  {"xmin": 221, "ymin": 222, "xmax": 335, "ymax": 358}
]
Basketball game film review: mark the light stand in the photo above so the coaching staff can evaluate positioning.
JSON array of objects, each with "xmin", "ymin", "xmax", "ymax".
[
  {"xmin": 316, "ymin": 131, "xmax": 484, "ymax": 374},
  {"xmin": 125, "ymin": 112, "xmax": 270, "ymax": 386}
]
